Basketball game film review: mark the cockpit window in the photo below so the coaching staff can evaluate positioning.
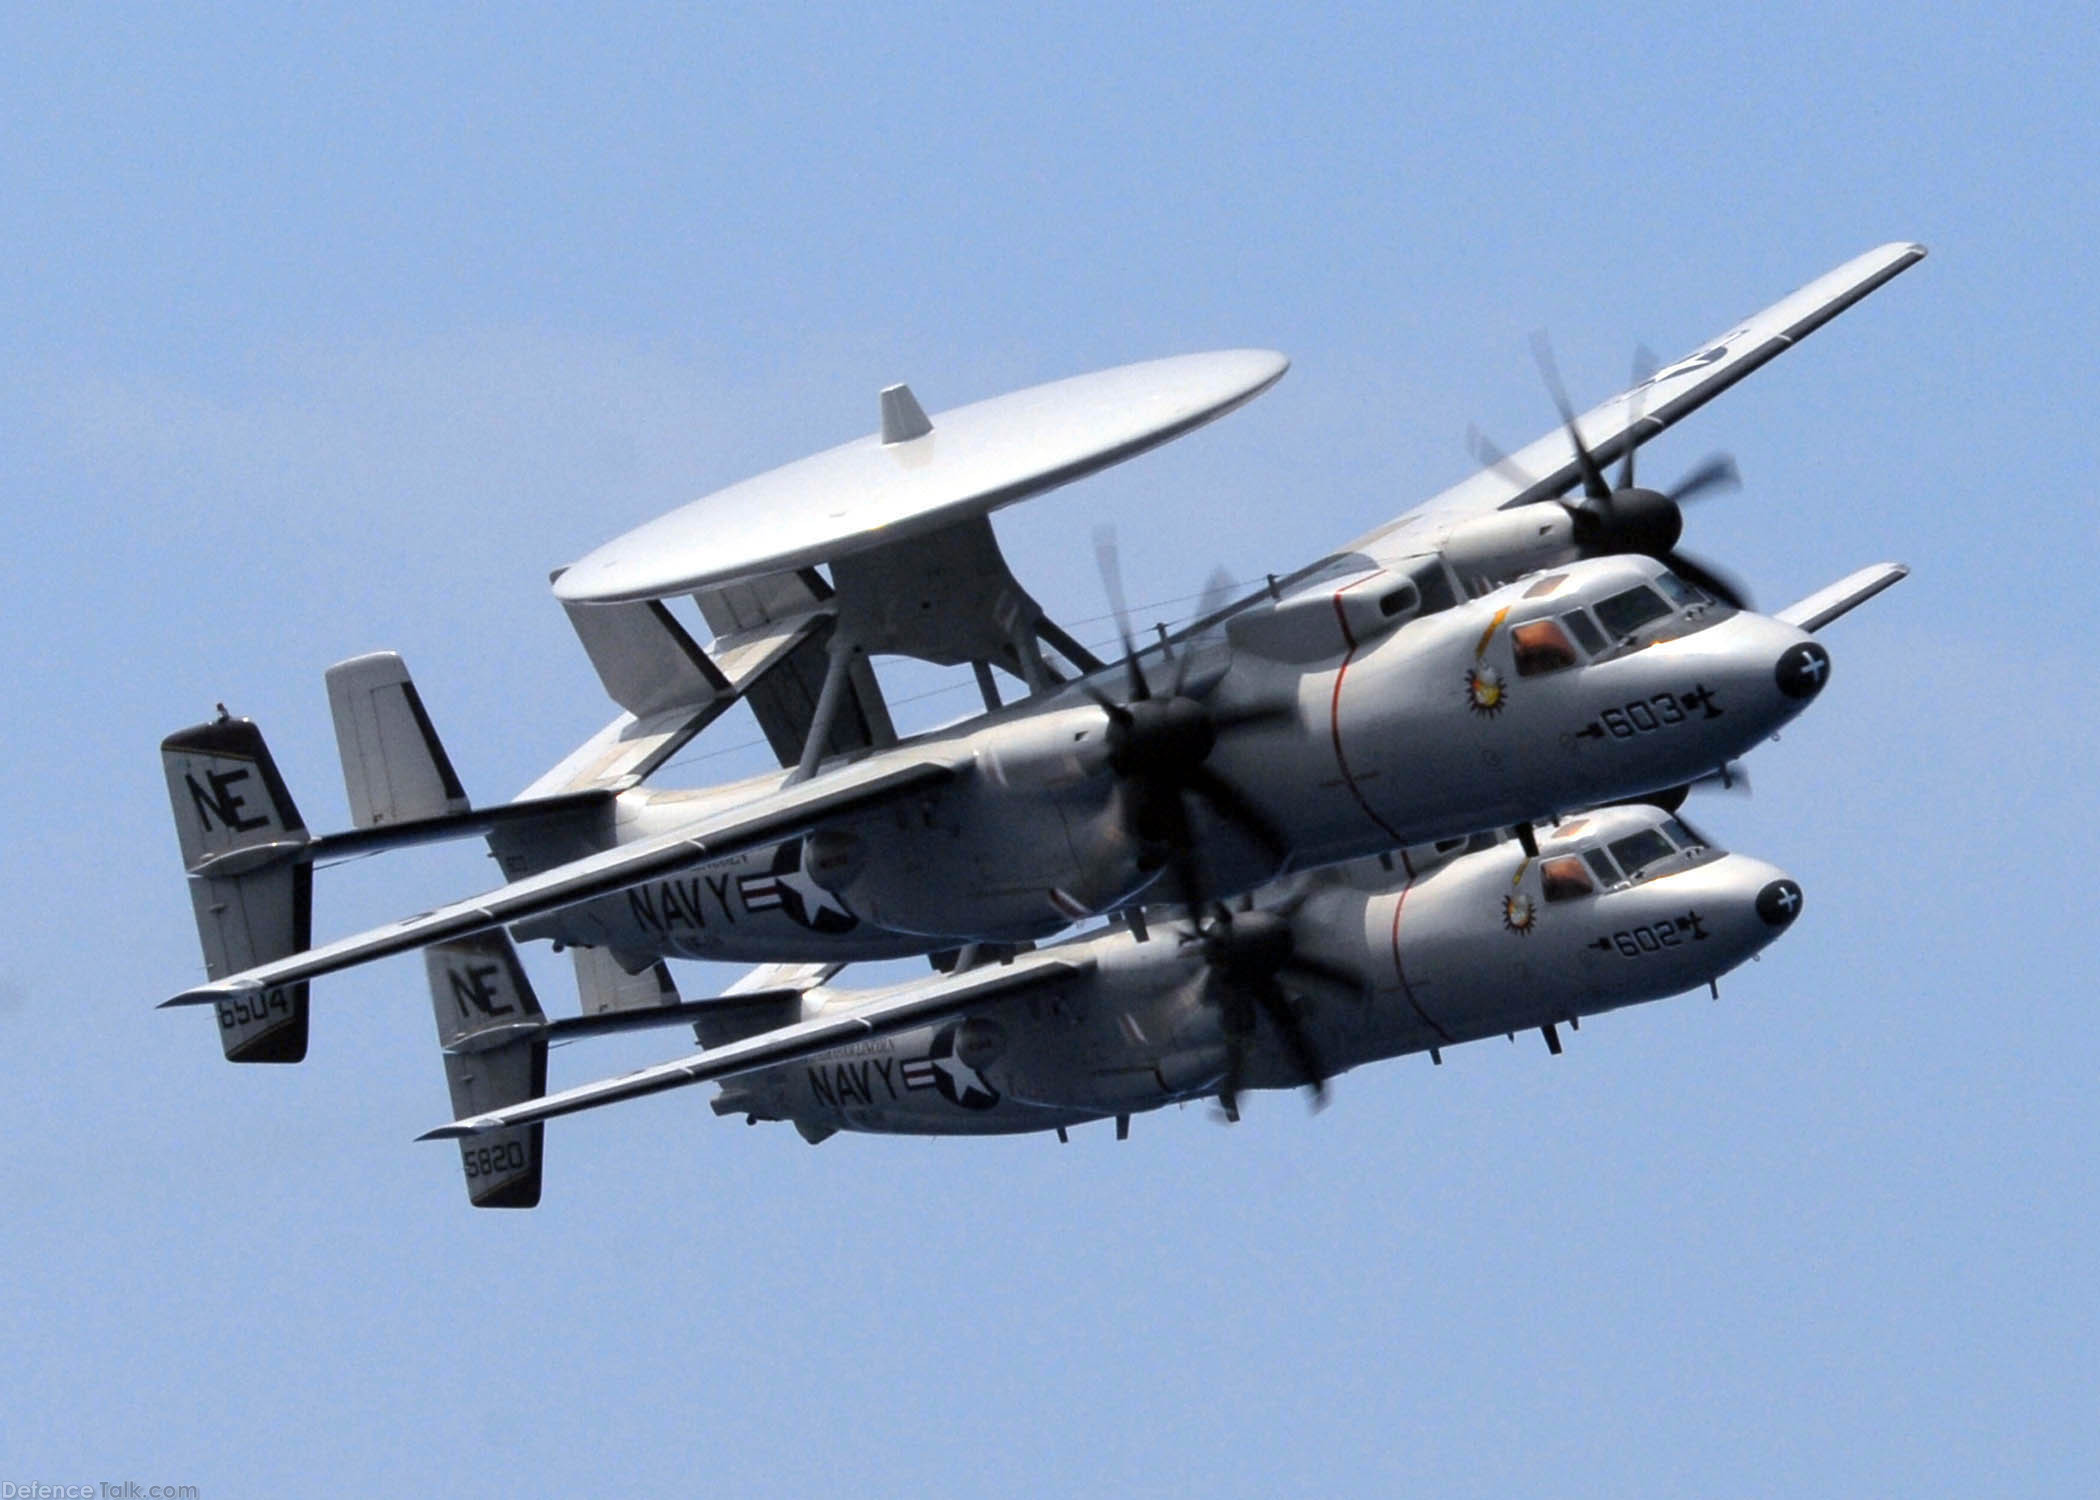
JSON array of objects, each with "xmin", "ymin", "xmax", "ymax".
[
  {"xmin": 1523, "ymin": 574, "xmax": 1567, "ymax": 599},
  {"xmin": 1662, "ymin": 816, "xmax": 1709, "ymax": 851},
  {"xmin": 1593, "ymin": 585, "xmax": 1672, "ymax": 638},
  {"xmin": 1540, "ymin": 855, "xmax": 1595, "ymax": 902},
  {"xmin": 1607, "ymin": 829, "xmax": 1675, "ymax": 879},
  {"xmin": 1511, "ymin": 619, "xmax": 1580, "ymax": 677},
  {"xmin": 1561, "ymin": 609, "xmax": 1607, "ymax": 655},
  {"xmin": 1584, "ymin": 849, "xmax": 1621, "ymax": 886},
  {"xmin": 1656, "ymin": 572, "xmax": 1709, "ymax": 608}
]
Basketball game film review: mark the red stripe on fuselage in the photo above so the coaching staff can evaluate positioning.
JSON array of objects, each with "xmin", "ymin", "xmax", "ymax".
[
  {"xmin": 1328, "ymin": 581, "xmax": 1405, "ymax": 845},
  {"xmin": 1386, "ymin": 875, "xmax": 1452, "ymax": 1043}
]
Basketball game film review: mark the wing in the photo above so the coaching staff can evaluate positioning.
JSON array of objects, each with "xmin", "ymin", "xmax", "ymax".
[
  {"xmin": 1346, "ymin": 241, "xmax": 1928, "ymax": 557},
  {"xmin": 1775, "ymin": 561, "xmax": 1909, "ymax": 634},
  {"xmin": 163, "ymin": 754, "xmax": 960, "ymax": 1007},
  {"xmin": 417, "ymin": 954, "xmax": 1094, "ymax": 1138}
]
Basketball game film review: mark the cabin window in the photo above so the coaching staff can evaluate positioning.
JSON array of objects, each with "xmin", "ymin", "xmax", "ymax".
[
  {"xmin": 1594, "ymin": 585, "xmax": 1672, "ymax": 638},
  {"xmin": 1584, "ymin": 849, "xmax": 1621, "ymax": 886},
  {"xmin": 1540, "ymin": 855, "xmax": 1595, "ymax": 902},
  {"xmin": 1511, "ymin": 619, "xmax": 1581, "ymax": 677},
  {"xmin": 1608, "ymin": 829, "xmax": 1675, "ymax": 879},
  {"xmin": 1561, "ymin": 609, "xmax": 1607, "ymax": 655}
]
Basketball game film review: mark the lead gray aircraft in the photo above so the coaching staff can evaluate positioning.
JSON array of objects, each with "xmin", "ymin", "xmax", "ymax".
[
  {"xmin": 160, "ymin": 242, "xmax": 1923, "ymax": 1070},
  {"xmin": 417, "ymin": 803, "xmax": 1801, "ymax": 1206}
]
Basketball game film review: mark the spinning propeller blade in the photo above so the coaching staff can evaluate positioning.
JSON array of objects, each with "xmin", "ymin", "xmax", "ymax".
[
  {"xmin": 1082, "ymin": 534, "xmax": 1296, "ymax": 900},
  {"xmin": 1508, "ymin": 334, "xmax": 1751, "ymax": 602},
  {"xmin": 1189, "ymin": 905, "xmax": 1334, "ymax": 1115}
]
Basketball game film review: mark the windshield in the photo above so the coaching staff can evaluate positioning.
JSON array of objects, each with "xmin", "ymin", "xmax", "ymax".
[
  {"xmin": 1607, "ymin": 828, "xmax": 1675, "ymax": 879},
  {"xmin": 1656, "ymin": 572, "xmax": 1708, "ymax": 608},
  {"xmin": 1593, "ymin": 585, "xmax": 1673, "ymax": 638}
]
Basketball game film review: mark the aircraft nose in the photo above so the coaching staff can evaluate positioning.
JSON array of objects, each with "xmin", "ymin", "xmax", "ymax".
[
  {"xmin": 1755, "ymin": 877, "xmax": 1805, "ymax": 929},
  {"xmin": 1774, "ymin": 639, "xmax": 1832, "ymax": 701}
]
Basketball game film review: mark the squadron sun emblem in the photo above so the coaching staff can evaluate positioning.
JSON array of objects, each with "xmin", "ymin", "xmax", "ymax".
[
  {"xmin": 1466, "ymin": 663, "xmax": 1508, "ymax": 716},
  {"xmin": 1502, "ymin": 890, "xmax": 1538, "ymax": 935}
]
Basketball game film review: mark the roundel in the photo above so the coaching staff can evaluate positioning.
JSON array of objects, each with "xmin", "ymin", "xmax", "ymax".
[
  {"xmin": 743, "ymin": 839, "xmax": 859, "ymax": 934},
  {"xmin": 925, "ymin": 1022, "xmax": 1001, "ymax": 1110}
]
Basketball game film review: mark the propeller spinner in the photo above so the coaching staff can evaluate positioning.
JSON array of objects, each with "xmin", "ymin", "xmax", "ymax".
[
  {"xmin": 1081, "ymin": 532, "xmax": 1293, "ymax": 907},
  {"xmin": 1530, "ymin": 335, "xmax": 1755, "ymax": 610}
]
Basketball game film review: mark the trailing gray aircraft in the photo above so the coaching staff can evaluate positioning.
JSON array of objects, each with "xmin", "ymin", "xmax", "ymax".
[
  {"xmin": 160, "ymin": 242, "xmax": 1922, "ymax": 1069},
  {"xmin": 419, "ymin": 803, "xmax": 1800, "ymax": 1206}
]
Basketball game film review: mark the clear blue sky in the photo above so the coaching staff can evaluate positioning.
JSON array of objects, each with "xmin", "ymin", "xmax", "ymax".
[{"xmin": 4, "ymin": 5, "xmax": 2094, "ymax": 1495}]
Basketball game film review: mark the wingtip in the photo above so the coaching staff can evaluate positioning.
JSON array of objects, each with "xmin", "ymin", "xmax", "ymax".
[{"xmin": 417, "ymin": 1124, "xmax": 473, "ymax": 1142}]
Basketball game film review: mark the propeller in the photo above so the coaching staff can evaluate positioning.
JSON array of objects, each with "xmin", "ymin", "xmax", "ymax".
[
  {"xmin": 1082, "ymin": 530, "xmax": 1295, "ymax": 907},
  {"xmin": 1509, "ymin": 335, "xmax": 1756, "ymax": 610},
  {"xmin": 1183, "ymin": 902, "xmax": 1361, "ymax": 1116}
]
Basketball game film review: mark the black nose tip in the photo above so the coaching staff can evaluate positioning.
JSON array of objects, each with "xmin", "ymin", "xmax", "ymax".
[
  {"xmin": 1757, "ymin": 879, "xmax": 1805, "ymax": 927},
  {"xmin": 1775, "ymin": 641, "xmax": 1832, "ymax": 700}
]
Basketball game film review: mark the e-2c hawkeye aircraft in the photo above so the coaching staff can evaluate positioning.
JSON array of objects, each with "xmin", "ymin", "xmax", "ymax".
[
  {"xmin": 416, "ymin": 802, "xmax": 1802, "ymax": 1206},
  {"xmin": 159, "ymin": 243, "xmax": 1924, "ymax": 1075}
]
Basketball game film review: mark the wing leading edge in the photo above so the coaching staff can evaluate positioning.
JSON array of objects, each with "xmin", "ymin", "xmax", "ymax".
[
  {"xmin": 1350, "ymin": 241, "xmax": 1928, "ymax": 555},
  {"xmin": 418, "ymin": 954, "xmax": 1094, "ymax": 1138},
  {"xmin": 163, "ymin": 755, "xmax": 960, "ymax": 1008}
]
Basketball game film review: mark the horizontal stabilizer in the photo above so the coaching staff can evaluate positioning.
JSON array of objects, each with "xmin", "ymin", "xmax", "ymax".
[
  {"xmin": 165, "ymin": 755, "xmax": 962, "ymax": 1007},
  {"xmin": 305, "ymin": 789, "xmax": 614, "ymax": 863},
  {"xmin": 690, "ymin": 962, "xmax": 842, "ymax": 1047},
  {"xmin": 420, "ymin": 955, "xmax": 1091, "ymax": 1138},
  {"xmin": 1775, "ymin": 562, "xmax": 1909, "ymax": 634}
]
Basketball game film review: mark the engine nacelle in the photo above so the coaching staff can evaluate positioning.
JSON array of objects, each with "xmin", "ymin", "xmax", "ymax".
[
  {"xmin": 1441, "ymin": 502, "xmax": 1576, "ymax": 588},
  {"xmin": 974, "ymin": 706, "xmax": 1113, "ymax": 791}
]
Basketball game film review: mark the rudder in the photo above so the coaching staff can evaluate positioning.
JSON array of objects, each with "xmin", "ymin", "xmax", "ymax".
[
  {"xmin": 427, "ymin": 933, "xmax": 550, "ymax": 1209},
  {"xmin": 161, "ymin": 716, "xmax": 314, "ymax": 1063},
  {"xmin": 325, "ymin": 653, "xmax": 471, "ymax": 828}
]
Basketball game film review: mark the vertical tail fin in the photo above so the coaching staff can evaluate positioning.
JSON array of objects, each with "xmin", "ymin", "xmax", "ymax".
[
  {"xmin": 325, "ymin": 653, "xmax": 470, "ymax": 828},
  {"xmin": 427, "ymin": 933, "xmax": 549, "ymax": 1209},
  {"xmin": 161, "ymin": 716, "xmax": 314, "ymax": 1062}
]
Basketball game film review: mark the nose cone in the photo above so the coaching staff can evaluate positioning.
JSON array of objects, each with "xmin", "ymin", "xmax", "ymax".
[
  {"xmin": 1756, "ymin": 877, "xmax": 1805, "ymax": 929},
  {"xmin": 1774, "ymin": 640, "xmax": 1833, "ymax": 701},
  {"xmin": 1585, "ymin": 854, "xmax": 1804, "ymax": 1009},
  {"xmin": 1699, "ymin": 855, "xmax": 1804, "ymax": 964}
]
